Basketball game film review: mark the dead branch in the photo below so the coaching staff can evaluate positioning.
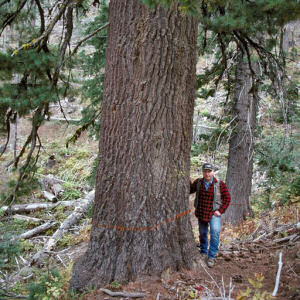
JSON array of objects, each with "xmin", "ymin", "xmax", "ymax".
[
  {"xmin": 2, "ymin": 199, "xmax": 85, "ymax": 215},
  {"xmin": 70, "ymin": 22, "xmax": 109, "ymax": 56},
  {"xmin": 273, "ymin": 233, "xmax": 298, "ymax": 244},
  {"xmin": 48, "ymin": 117, "xmax": 81, "ymax": 122},
  {"xmin": 220, "ymin": 221, "xmax": 300, "ymax": 260},
  {"xmin": 0, "ymin": 109, "xmax": 12, "ymax": 158},
  {"xmin": 18, "ymin": 221, "xmax": 57, "ymax": 240},
  {"xmin": 100, "ymin": 288, "xmax": 146, "ymax": 298},
  {"xmin": 272, "ymin": 252, "xmax": 283, "ymax": 297},
  {"xmin": 12, "ymin": 214, "xmax": 41, "ymax": 223},
  {"xmin": 31, "ymin": 191, "xmax": 94, "ymax": 266}
]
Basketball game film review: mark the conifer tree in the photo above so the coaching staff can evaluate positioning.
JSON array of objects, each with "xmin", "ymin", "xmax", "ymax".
[
  {"xmin": 0, "ymin": 0, "xmax": 107, "ymax": 202},
  {"xmin": 0, "ymin": 0, "xmax": 299, "ymax": 290},
  {"xmin": 190, "ymin": 0, "xmax": 299, "ymax": 224},
  {"xmin": 70, "ymin": 0, "xmax": 300, "ymax": 290}
]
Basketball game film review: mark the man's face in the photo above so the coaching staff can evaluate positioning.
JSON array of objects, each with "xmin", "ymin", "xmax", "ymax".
[{"xmin": 203, "ymin": 169, "xmax": 214, "ymax": 181}]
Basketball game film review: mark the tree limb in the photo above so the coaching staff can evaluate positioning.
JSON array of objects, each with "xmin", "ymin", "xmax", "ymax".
[
  {"xmin": 1, "ymin": 199, "xmax": 87, "ymax": 215},
  {"xmin": 10, "ymin": 0, "xmax": 71, "ymax": 56},
  {"xmin": 100, "ymin": 288, "xmax": 146, "ymax": 298},
  {"xmin": 18, "ymin": 221, "xmax": 57, "ymax": 240},
  {"xmin": 71, "ymin": 22, "xmax": 109, "ymax": 56},
  {"xmin": 34, "ymin": 0, "xmax": 45, "ymax": 35},
  {"xmin": 0, "ymin": 0, "xmax": 28, "ymax": 35}
]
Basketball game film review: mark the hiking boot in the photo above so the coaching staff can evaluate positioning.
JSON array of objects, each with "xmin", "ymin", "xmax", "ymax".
[{"xmin": 207, "ymin": 258, "xmax": 215, "ymax": 268}]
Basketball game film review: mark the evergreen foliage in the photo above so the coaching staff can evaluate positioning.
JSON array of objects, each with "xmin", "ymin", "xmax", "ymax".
[
  {"xmin": 27, "ymin": 268, "xmax": 64, "ymax": 300},
  {"xmin": 0, "ymin": 233, "xmax": 20, "ymax": 270},
  {"xmin": 67, "ymin": 1, "xmax": 108, "ymax": 145},
  {"xmin": 0, "ymin": 0, "xmax": 299, "ymax": 200},
  {"xmin": 0, "ymin": 0, "xmax": 107, "ymax": 200},
  {"xmin": 255, "ymin": 131, "xmax": 300, "ymax": 207}
]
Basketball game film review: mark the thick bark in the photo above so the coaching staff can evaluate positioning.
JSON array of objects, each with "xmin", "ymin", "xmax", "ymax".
[
  {"xmin": 70, "ymin": 0, "xmax": 199, "ymax": 291},
  {"xmin": 225, "ymin": 54, "xmax": 258, "ymax": 225}
]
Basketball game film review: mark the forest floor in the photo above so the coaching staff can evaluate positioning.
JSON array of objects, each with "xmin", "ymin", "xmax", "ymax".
[
  {"xmin": 1, "ymin": 117, "xmax": 299, "ymax": 300},
  {"xmin": 80, "ymin": 203, "xmax": 300, "ymax": 300}
]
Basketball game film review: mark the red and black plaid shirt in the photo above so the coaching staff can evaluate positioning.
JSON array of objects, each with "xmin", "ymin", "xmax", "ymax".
[{"xmin": 190, "ymin": 177, "xmax": 231, "ymax": 222}]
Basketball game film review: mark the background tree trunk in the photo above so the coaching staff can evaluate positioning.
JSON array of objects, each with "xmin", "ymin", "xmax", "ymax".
[
  {"xmin": 70, "ymin": 0, "xmax": 199, "ymax": 291},
  {"xmin": 8, "ymin": 113, "xmax": 18, "ymax": 160},
  {"xmin": 225, "ymin": 54, "xmax": 258, "ymax": 225}
]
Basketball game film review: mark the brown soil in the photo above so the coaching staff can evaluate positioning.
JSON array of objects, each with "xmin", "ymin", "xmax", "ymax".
[{"xmin": 82, "ymin": 244, "xmax": 300, "ymax": 300}]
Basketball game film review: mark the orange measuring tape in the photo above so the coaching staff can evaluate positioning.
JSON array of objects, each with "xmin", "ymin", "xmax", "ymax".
[{"xmin": 91, "ymin": 209, "xmax": 192, "ymax": 231}]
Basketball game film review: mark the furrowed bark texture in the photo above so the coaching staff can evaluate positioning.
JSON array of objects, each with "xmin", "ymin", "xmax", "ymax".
[
  {"xmin": 225, "ymin": 54, "xmax": 258, "ymax": 225},
  {"xmin": 70, "ymin": 0, "xmax": 198, "ymax": 290}
]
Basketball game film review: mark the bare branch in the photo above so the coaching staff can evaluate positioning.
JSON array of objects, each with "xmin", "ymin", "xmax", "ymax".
[
  {"xmin": 52, "ymin": 6, "xmax": 74, "ymax": 87},
  {"xmin": 100, "ymin": 288, "xmax": 146, "ymax": 299},
  {"xmin": 71, "ymin": 22, "xmax": 109, "ymax": 55}
]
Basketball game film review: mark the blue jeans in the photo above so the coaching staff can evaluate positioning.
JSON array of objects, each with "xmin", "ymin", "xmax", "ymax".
[{"xmin": 198, "ymin": 215, "xmax": 221, "ymax": 259}]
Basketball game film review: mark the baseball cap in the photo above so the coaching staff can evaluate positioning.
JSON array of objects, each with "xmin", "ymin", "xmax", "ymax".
[{"xmin": 202, "ymin": 163, "xmax": 214, "ymax": 171}]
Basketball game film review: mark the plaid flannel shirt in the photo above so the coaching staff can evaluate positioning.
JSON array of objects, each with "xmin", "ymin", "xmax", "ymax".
[{"xmin": 190, "ymin": 177, "xmax": 231, "ymax": 222}]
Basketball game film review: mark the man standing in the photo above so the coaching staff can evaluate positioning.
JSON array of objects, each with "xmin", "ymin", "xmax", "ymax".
[{"xmin": 190, "ymin": 163, "xmax": 231, "ymax": 267}]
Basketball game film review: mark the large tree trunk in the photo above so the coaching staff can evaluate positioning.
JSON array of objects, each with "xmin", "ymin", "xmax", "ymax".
[
  {"xmin": 225, "ymin": 54, "xmax": 258, "ymax": 225},
  {"xmin": 70, "ymin": 0, "xmax": 199, "ymax": 291}
]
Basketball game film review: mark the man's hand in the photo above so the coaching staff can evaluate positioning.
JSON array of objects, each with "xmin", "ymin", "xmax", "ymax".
[{"xmin": 214, "ymin": 210, "xmax": 221, "ymax": 217}]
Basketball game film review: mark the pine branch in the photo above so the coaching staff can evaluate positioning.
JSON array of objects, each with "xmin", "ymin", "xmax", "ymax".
[
  {"xmin": 10, "ymin": 0, "xmax": 71, "ymax": 56},
  {"xmin": 71, "ymin": 22, "xmax": 109, "ymax": 55},
  {"xmin": 66, "ymin": 109, "xmax": 102, "ymax": 147},
  {"xmin": 0, "ymin": 0, "xmax": 10, "ymax": 8},
  {"xmin": 232, "ymin": 31, "xmax": 256, "ymax": 77},
  {"xmin": 60, "ymin": 21, "xmax": 109, "ymax": 68},
  {"xmin": 6, "ymin": 105, "xmax": 47, "ymax": 206},
  {"xmin": 0, "ymin": 0, "xmax": 28, "ymax": 35},
  {"xmin": 51, "ymin": 5, "xmax": 74, "ymax": 87}
]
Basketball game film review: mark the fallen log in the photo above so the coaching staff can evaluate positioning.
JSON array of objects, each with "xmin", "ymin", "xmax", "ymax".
[
  {"xmin": 12, "ymin": 214, "xmax": 41, "ymax": 223},
  {"xmin": 31, "ymin": 191, "xmax": 94, "ymax": 266},
  {"xmin": 273, "ymin": 233, "xmax": 298, "ymax": 244},
  {"xmin": 39, "ymin": 174, "xmax": 85, "ymax": 190},
  {"xmin": 100, "ymin": 288, "xmax": 145, "ymax": 298},
  {"xmin": 2, "ymin": 200, "xmax": 83, "ymax": 215},
  {"xmin": 19, "ymin": 221, "xmax": 57, "ymax": 240}
]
